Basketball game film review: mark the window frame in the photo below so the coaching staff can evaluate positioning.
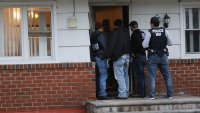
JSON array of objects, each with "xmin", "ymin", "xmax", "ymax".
[
  {"xmin": 0, "ymin": 1, "xmax": 58, "ymax": 64},
  {"xmin": 180, "ymin": 2, "xmax": 200, "ymax": 59}
]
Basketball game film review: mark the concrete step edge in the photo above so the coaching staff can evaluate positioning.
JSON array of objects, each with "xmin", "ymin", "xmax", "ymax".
[
  {"xmin": 87, "ymin": 96, "xmax": 200, "ymax": 107},
  {"xmin": 106, "ymin": 109, "xmax": 200, "ymax": 113}
]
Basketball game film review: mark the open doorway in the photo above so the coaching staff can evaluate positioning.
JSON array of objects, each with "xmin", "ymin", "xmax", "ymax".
[
  {"xmin": 90, "ymin": 5, "xmax": 132, "ymax": 96},
  {"xmin": 91, "ymin": 6, "xmax": 129, "ymax": 30}
]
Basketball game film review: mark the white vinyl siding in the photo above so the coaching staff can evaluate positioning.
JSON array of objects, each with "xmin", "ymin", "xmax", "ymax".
[{"xmin": 56, "ymin": 0, "xmax": 91, "ymax": 62}]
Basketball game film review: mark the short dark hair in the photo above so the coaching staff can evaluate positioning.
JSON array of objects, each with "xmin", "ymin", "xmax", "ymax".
[
  {"xmin": 114, "ymin": 19, "xmax": 123, "ymax": 27},
  {"xmin": 95, "ymin": 22, "xmax": 102, "ymax": 30},
  {"xmin": 129, "ymin": 21, "xmax": 138, "ymax": 27},
  {"xmin": 102, "ymin": 19, "xmax": 110, "ymax": 31},
  {"xmin": 150, "ymin": 17, "xmax": 160, "ymax": 27}
]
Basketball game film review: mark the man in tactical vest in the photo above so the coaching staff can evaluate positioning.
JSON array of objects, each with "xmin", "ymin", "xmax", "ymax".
[
  {"xmin": 142, "ymin": 17, "xmax": 173, "ymax": 100},
  {"xmin": 90, "ymin": 23, "xmax": 110, "ymax": 100}
]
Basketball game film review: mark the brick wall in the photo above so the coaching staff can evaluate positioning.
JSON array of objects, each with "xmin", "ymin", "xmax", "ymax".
[
  {"xmin": 0, "ymin": 63, "xmax": 96, "ymax": 111},
  {"xmin": 1, "ymin": 59, "xmax": 200, "ymax": 111},
  {"xmin": 150, "ymin": 59, "xmax": 200, "ymax": 96}
]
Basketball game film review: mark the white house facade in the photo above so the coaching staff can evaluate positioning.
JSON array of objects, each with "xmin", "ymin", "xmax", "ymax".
[
  {"xmin": 1, "ymin": 0, "xmax": 200, "ymax": 111},
  {"xmin": 0, "ymin": 0, "xmax": 200, "ymax": 65}
]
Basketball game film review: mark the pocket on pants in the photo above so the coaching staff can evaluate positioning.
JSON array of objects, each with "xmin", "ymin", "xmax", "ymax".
[{"xmin": 148, "ymin": 55, "xmax": 159, "ymax": 64}]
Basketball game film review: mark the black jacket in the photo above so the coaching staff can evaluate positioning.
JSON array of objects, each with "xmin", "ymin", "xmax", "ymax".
[
  {"xmin": 106, "ymin": 27, "xmax": 131, "ymax": 61},
  {"xmin": 90, "ymin": 30, "xmax": 108, "ymax": 59},
  {"xmin": 130, "ymin": 29, "xmax": 146, "ymax": 55}
]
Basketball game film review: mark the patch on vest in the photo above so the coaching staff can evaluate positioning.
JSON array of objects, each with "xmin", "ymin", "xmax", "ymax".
[
  {"xmin": 152, "ymin": 29, "xmax": 164, "ymax": 36},
  {"xmin": 92, "ymin": 43, "xmax": 100, "ymax": 51}
]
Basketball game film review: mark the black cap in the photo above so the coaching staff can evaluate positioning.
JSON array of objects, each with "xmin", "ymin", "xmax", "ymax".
[{"xmin": 129, "ymin": 21, "xmax": 138, "ymax": 27}]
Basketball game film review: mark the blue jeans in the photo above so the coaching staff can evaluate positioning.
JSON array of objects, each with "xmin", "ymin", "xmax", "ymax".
[
  {"xmin": 132, "ymin": 54, "xmax": 146, "ymax": 97},
  {"xmin": 113, "ymin": 54, "xmax": 130, "ymax": 98},
  {"xmin": 95, "ymin": 57, "xmax": 108, "ymax": 97},
  {"xmin": 147, "ymin": 54, "xmax": 173, "ymax": 98}
]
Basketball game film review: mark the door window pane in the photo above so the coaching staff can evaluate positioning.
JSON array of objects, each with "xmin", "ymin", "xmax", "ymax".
[{"xmin": 28, "ymin": 7, "xmax": 52, "ymax": 57}]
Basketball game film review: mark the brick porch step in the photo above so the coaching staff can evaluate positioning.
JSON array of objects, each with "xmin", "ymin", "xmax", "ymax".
[{"xmin": 86, "ymin": 96, "xmax": 200, "ymax": 113}]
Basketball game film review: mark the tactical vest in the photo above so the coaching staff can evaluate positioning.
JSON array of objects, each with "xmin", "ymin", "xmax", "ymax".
[
  {"xmin": 149, "ymin": 27, "xmax": 167, "ymax": 50},
  {"xmin": 148, "ymin": 27, "xmax": 168, "ymax": 57}
]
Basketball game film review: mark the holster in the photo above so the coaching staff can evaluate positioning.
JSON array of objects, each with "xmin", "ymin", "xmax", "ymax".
[{"xmin": 148, "ymin": 49, "xmax": 156, "ymax": 56}]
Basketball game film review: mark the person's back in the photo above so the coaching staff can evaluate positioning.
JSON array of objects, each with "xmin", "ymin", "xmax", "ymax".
[
  {"xmin": 90, "ymin": 23, "xmax": 110, "ymax": 100},
  {"xmin": 102, "ymin": 19, "xmax": 111, "ymax": 43},
  {"xmin": 142, "ymin": 17, "xmax": 173, "ymax": 100},
  {"xmin": 107, "ymin": 19, "xmax": 131, "ymax": 99},
  {"xmin": 90, "ymin": 30, "xmax": 102, "ymax": 59},
  {"xmin": 108, "ymin": 26, "xmax": 131, "ymax": 61},
  {"xmin": 131, "ymin": 29, "xmax": 145, "ymax": 55}
]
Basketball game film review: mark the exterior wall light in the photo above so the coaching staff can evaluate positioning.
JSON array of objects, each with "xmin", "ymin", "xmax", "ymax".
[
  {"xmin": 68, "ymin": 16, "xmax": 77, "ymax": 28},
  {"xmin": 68, "ymin": 0, "xmax": 77, "ymax": 28},
  {"xmin": 163, "ymin": 13, "xmax": 170, "ymax": 28}
]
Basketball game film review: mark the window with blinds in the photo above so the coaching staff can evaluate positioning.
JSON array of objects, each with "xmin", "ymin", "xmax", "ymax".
[{"xmin": 185, "ymin": 8, "xmax": 200, "ymax": 53}]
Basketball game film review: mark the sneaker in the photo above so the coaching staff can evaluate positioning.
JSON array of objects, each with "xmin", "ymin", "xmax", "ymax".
[
  {"xmin": 115, "ymin": 96, "xmax": 128, "ymax": 100},
  {"xmin": 146, "ymin": 97, "xmax": 155, "ymax": 100},
  {"xmin": 98, "ymin": 96, "xmax": 111, "ymax": 100},
  {"xmin": 168, "ymin": 96, "xmax": 174, "ymax": 100}
]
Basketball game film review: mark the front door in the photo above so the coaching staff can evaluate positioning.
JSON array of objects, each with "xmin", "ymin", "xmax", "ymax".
[
  {"xmin": 93, "ymin": 6, "xmax": 129, "ymax": 29},
  {"xmin": 94, "ymin": 6, "xmax": 123, "ymax": 30}
]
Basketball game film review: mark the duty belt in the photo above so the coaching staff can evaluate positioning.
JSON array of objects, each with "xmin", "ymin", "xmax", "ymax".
[{"xmin": 148, "ymin": 48, "xmax": 169, "ymax": 57}]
